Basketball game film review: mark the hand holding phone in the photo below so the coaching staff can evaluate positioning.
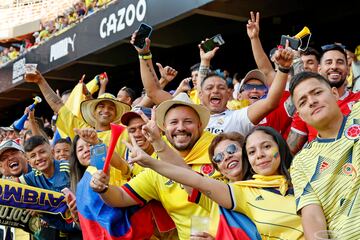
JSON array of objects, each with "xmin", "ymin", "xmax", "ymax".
[
  {"xmin": 133, "ymin": 23, "xmax": 153, "ymax": 49},
  {"xmin": 200, "ymin": 34, "xmax": 225, "ymax": 53}
]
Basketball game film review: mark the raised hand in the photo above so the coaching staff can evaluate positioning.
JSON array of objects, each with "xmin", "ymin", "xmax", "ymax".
[
  {"xmin": 24, "ymin": 70, "xmax": 45, "ymax": 84},
  {"xmin": 246, "ymin": 11, "xmax": 260, "ymax": 39},
  {"xmin": 199, "ymin": 40, "xmax": 219, "ymax": 63},
  {"xmin": 156, "ymin": 63, "xmax": 178, "ymax": 83},
  {"xmin": 122, "ymin": 135, "xmax": 154, "ymax": 168},
  {"xmin": 74, "ymin": 128, "xmax": 99, "ymax": 145},
  {"xmin": 139, "ymin": 107, "xmax": 161, "ymax": 143},
  {"xmin": 130, "ymin": 30, "xmax": 151, "ymax": 55},
  {"xmin": 274, "ymin": 41, "xmax": 294, "ymax": 69}
]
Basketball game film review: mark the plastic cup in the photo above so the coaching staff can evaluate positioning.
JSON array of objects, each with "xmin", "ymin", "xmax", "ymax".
[
  {"xmin": 190, "ymin": 216, "xmax": 209, "ymax": 234},
  {"xmin": 25, "ymin": 63, "xmax": 37, "ymax": 74}
]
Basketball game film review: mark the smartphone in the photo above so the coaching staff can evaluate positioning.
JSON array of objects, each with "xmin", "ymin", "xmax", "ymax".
[
  {"xmin": 133, "ymin": 23, "xmax": 153, "ymax": 49},
  {"xmin": 200, "ymin": 34, "xmax": 225, "ymax": 53},
  {"xmin": 280, "ymin": 35, "xmax": 300, "ymax": 50},
  {"xmin": 90, "ymin": 144, "xmax": 107, "ymax": 170},
  {"xmin": 188, "ymin": 79, "xmax": 194, "ymax": 89}
]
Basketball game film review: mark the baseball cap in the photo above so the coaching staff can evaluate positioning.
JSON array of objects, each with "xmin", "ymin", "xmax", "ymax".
[{"xmin": 0, "ymin": 140, "xmax": 24, "ymax": 157}]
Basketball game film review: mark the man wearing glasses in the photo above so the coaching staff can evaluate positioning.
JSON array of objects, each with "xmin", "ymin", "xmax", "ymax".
[{"xmin": 288, "ymin": 44, "xmax": 360, "ymax": 155}]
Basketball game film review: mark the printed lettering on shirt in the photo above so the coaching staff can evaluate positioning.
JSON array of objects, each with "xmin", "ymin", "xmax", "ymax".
[{"xmin": 206, "ymin": 127, "xmax": 224, "ymax": 134}]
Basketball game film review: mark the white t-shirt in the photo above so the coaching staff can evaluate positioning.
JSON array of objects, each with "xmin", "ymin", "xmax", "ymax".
[{"xmin": 206, "ymin": 108, "xmax": 254, "ymax": 135}]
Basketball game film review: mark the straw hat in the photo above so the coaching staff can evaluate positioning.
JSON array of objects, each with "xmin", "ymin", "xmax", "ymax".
[
  {"xmin": 81, "ymin": 93, "xmax": 131, "ymax": 128},
  {"xmin": 155, "ymin": 92, "xmax": 210, "ymax": 131}
]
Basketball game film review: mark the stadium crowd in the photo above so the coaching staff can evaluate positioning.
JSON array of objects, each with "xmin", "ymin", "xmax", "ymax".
[
  {"xmin": 0, "ymin": 0, "xmax": 115, "ymax": 66},
  {"xmin": 0, "ymin": 9, "xmax": 360, "ymax": 240}
]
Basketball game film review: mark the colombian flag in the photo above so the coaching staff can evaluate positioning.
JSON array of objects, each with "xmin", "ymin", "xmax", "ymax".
[
  {"xmin": 216, "ymin": 207, "xmax": 261, "ymax": 240},
  {"xmin": 76, "ymin": 168, "xmax": 175, "ymax": 240}
]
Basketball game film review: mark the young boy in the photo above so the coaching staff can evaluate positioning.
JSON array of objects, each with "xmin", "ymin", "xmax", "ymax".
[
  {"xmin": 19, "ymin": 135, "xmax": 81, "ymax": 240},
  {"xmin": 52, "ymin": 138, "xmax": 71, "ymax": 161}
]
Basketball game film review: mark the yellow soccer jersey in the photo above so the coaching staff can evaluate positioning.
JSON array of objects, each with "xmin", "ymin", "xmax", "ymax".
[
  {"xmin": 192, "ymin": 185, "xmax": 303, "ymax": 239},
  {"xmin": 188, "ymin": 89, "xmax": 201, "ymax": 105},
  {"xmin": 123, "ymin": 168, "xmax": 210, "ymax": 240},
  {"xmin": 291, "ymin": 101, "xmax": 360, "ymax": 239}
]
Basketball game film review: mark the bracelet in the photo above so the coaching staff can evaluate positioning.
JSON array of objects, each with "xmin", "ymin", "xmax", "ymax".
[
  {"xmin": 138, "ymin": 52, "xmax": 152, "ymax": 60},
  {"xmin": 99, "ymin": 184, "xmax": 109, "ymax": 194},
  {"xmin": 278, "ymin": 66, "xmax": 291, "ymax": 74}
]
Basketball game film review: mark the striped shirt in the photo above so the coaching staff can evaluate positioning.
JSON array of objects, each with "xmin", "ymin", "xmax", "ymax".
[{"xmin": 291, "ymin": 101, "xmax": 360, "ymax": 239}]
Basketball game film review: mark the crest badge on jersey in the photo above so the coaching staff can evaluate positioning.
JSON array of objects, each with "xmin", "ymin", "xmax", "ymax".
[
  {"xmin": 344, "ymin": 124, "xmax": 360, "ymax": 140},
  {"xmin": 342, "ymin": 163, "xmax": 357, "ymax": 179},
  {"xmin": 201, "ymin": 164, "xmax": 215, "ymax": 176}
]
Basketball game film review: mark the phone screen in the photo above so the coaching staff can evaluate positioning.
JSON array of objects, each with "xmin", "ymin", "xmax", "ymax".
[
  {"xmin": 134, "ymin": 23, "xmax": 153, "ymax": 49},
  {"xmin": 201, "ymin": 34, "xmax": 225, "ymax": 53}
]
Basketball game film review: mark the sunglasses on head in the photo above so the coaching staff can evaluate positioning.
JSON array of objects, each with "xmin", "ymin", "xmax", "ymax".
[
  {"xmin": 321, "ymin": 43, "xmax": 346, "ymax": 52},
  {"xmin": 212, "ymin": 144, "xmax": 238, "ymax": 163},
  {"xmin": 241, "ymin": 83, "xmax": 268, "ymax": 92}
]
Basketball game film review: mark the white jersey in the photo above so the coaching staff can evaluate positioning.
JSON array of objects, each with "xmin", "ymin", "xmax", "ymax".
[{"xmin": 206, "ymin": 108, "xmax": 254, "ymax": 136}]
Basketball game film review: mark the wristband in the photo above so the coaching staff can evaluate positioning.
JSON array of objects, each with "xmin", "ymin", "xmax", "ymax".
[
  {"xmin": 138, "ymin": 52, "xmax": 152, "ymax": 60},
  {"xmin": 278, "ymin": 66, "xmax": 291, "ymax": 74}
]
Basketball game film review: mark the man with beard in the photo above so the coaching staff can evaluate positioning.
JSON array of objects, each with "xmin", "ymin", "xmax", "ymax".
[
  {"xmin": 89, "ymin": 93, "xmax": 223, "ymax": 240},
  {"xmin": 287, "ymin": 44, "xmax": 360, "ymax": 155}
]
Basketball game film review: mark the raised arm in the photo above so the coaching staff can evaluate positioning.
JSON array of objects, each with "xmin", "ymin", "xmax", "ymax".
[
  {"xmin": 130, "ymin": 33, "xmax": 172, "ymax": 104},
  {"xmin": 247, "ymin": 11, "xmax": 276, "ymax": 84},
  {"xmin": 25, "ymin": 70, "xmax": 64, "ymax": 113},
  {"xmin": 247, "ymin": 46, "xmax": 294, "ymax": 124}
]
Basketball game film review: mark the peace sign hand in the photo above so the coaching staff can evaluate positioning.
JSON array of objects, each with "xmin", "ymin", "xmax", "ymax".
[
  {"xmin": 122, "ymin": 135, "xmax": 154, "ymax": 168},
  {"xmin": 139, "ymin": 107, "xmax": 162, "ymax": 143}
]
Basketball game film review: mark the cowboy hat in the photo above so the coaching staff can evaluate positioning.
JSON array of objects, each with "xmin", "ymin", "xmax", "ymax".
[
  {"xmin": 81, "ymin": 93, "xmax": 131, "ymax": 128},
  {"xmin": 155, "ymin": 92, "xmax": 210, "ymax": 131}
]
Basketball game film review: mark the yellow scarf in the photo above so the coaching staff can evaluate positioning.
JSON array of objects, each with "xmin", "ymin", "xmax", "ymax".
[
  {"xmin": 188, "ymin": 89, "xmax": 201, "ymax": 105},
  {"xmin": 153, "ymin": 131, "xmax": 215, "ymax": 165},
  {"xmin": 234, "ymin": 175, "xmax": 288, "ymax": 196}
]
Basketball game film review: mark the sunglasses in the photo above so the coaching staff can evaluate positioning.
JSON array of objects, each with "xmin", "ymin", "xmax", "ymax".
[
  {"xmin": 212, "ymin": 144, "xmax": 238, "ymax": 163},
  {"xmin": 241, "ymin": 83, "xmax": 268, "ymax": 92},
  {"xmin": 321, "ymin": 44, "xmax": 346, "ymax": 53}
]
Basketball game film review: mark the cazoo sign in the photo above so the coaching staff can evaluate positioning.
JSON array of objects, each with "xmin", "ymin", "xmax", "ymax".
[{"xmin": 99, "ymin": 0, "xmax": 146, "ymax": 39}]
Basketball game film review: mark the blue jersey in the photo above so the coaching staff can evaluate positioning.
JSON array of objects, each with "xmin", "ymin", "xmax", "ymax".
[{"xmin": 19, "ymin": 160, "xmax": 70, "ymax": 192}]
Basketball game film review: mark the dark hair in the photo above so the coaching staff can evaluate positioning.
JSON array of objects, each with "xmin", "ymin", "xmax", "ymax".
[
  {"xmin": 242, "ymin": 126, "xmax": 293, "ymax": 184},
  {"xmin": 54, "ymin": 138, "xmax": 72, "ymax": 146},
  {"xmin": 43, "ymin": 127, "xmax": 54, "ymax": 139},
  {"xmin": 320, "ymin": 44, "xmax": 347, "ymax": 63},
  {"xmin": 69, "ymin": 135, "xmax": 88, "ymax": 192},
  {"xmin": 120, "ymin": 87, "xmax": 137, "ymax": 103},
  {"xmin": 300, "ymin": 47, "xmax": 320, "ymax": 62},
  {"xmin": 190, "ymin": 63, "xmax": 200, "ymax": 72},
  {"xmin": 209, "ymin": 132, "xmax": 246, "ymax": 174},
  {"xmin": 200, "ymin": 72, "xmax": 228, "ymax": 88},
  {"xmin": 24, "ymin": 135, "xmax": 49, "ymax": 152},
  {"xmin": 289, "ymin": 71, "xmax": 331, "ymax": 97}
]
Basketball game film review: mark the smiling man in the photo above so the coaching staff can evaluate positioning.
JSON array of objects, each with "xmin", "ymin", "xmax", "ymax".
[
  {"xmin": 0, "ymin": 140, "xmax": 31, "ymax": 179},
  {"xmin": 287, "ymin": 44, "xmax": 360, "ymax": 155}
]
